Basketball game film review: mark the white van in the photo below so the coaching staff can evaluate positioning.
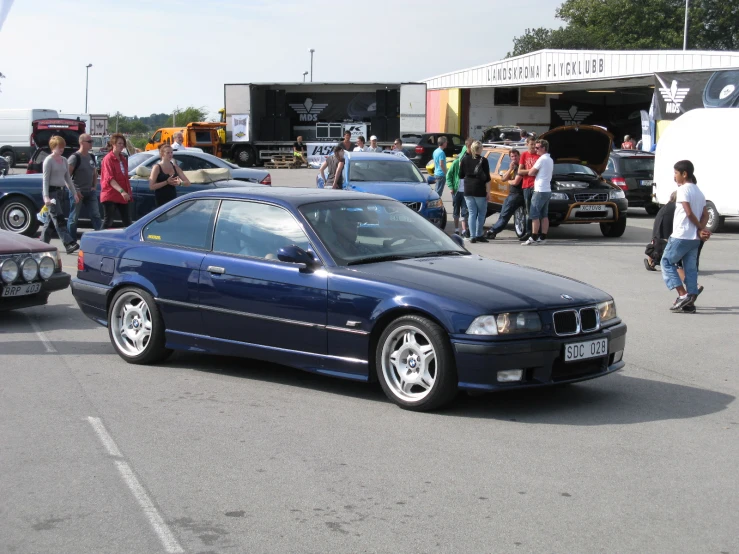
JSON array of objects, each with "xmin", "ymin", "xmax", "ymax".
[
  {"xmin": 0, "ymin": 108, "xmax": 59, "ymax": 167},
  {"xmin": 653, "ymin": 108, "xmax": 739, "ymax": 232}
]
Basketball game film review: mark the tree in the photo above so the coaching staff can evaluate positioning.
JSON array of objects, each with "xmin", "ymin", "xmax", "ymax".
[
  {"xmin": 508, "ymin": 0, "xmax": 739, "ymax": 57},
  {"xmin": 165, "ymin": 106, "xmax": 208, "ymax": 127}
]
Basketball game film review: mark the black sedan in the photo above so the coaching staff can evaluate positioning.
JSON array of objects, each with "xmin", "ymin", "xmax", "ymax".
[{"xmin": 400, "ymin": 133, "xmax": 464, "ymax": 168}]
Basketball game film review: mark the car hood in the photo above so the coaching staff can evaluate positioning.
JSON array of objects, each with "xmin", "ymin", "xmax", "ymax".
[
  {"xmin": 539, "ymin": 125, "xmax": 613, "ymax": 174},
  {"xmin": 0, "ymin": 229, "xmax": 56, "ymax": 254},
  {"xmin": 345, "ymin": 255, "xmax": 609, "ymax": 313},
  {"xmin": 345, "ymin": 181, "xmax": 434, "ymax": 201}
]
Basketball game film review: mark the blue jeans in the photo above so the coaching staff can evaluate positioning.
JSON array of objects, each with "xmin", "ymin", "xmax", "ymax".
[
  {"xmin": 435, "ymin": 175, "xmax": 446, "ymax": 198},
  {"xmin": 522, "ymin": 188, "xmax": 534, "ymax": 233},
  {"xmin": 464, "ymin": 196, "xmax": 487, "ymax": 238},
  {"xmin": 491, "ymin": 189, "xmax": 524, "ymax": 233},
  {"xmin": 68, "ymin": 189, "xmax": 102, "ymax": 238},
  {"xmin": 661, "ymin": 237, "xmax": 701, "ymax": 294},
  {"xmin": 530, "ymin": 191, "xmax": 551, "ymax": 220}
]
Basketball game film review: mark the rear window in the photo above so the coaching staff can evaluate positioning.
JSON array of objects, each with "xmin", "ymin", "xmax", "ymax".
[{"xmin": 619, "ymin": 157, "xmax": 654, "ymax": 174}]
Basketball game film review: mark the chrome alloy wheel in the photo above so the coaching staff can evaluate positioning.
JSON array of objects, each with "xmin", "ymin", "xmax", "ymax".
[
  {"xmin": 2, "ymin": 201, "xmax": 31, "ymax": 234},
  {"xmin": 514, "ymin": 205, "xmax": 526, "ymax": 237},
  {"xmin": 381, "ymin": 325, "xmax": 437, "ymax": 402},
  {"xmin": 111, "ymin": 291, "xmax": 153, "ymax": 357}
]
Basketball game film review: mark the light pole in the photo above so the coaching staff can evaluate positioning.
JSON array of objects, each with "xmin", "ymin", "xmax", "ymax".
[
  {"xmin": 303, "ymin": 71, "xmax": 308, "ymax": 83},
  {"xmin": 683, "ymin": 0, "xmax": 689, "ymax": 50},
  {"xmin": 309, "ymin": 49, "xmax": 315, "ymax": 82},
  {"xmin": 85, "ymin": 64, "xmax": 92, "ymax": 113}
]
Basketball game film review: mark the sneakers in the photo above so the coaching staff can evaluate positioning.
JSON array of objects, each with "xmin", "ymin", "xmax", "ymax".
[
  {"xmin": 65, "ymin": 242, "xmax": 80, "ymax": 254},
  {"xmin": 521, "ymin": 237, "xmax": 538, "ymax": 246},
  {"xmin": 477, "ymin": 236, "xmax": 489, "ymax": 243},
  {"xmin": 485, "ymin": 230, "xmax": 497, "ymax": 240},
  {"xmin": 518, "ymin": 233, "xmax": 531, "ymax": 242},
  {"xmin": 644, "ymin": 258, "xmax": 658, "ymax": 272},
  {"xmin": 463, "ymin": 230, "xmax": 470, "ymax": 238},
  {"xmin": 681, "ymin": 305, "xmax": 697, "ymax": 314},
  {"xmin": 670, "ymin": 294, "xmax": 695, "ymax": 311},
  {"xmin": 536, "ymin": 237, "xmax": 546, "ymax": 245},
  {"xmin": 470, "ymin": 237, "xmax": 478, "ymax": 243}
]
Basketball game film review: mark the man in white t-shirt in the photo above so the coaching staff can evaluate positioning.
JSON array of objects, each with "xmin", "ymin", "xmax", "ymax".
[
  {"xmin": 661, "ymin": 161, "xmax": 710, "ymax": 311},
  {"xmin": 353, "ymin": 136, "xmax": 368, "ymax": 152},
  {"xmin": 366, "ymin": 135, "xmax": 383, "ymax": 153},
  {"xmin": 522, "ymin": 139, "xmax": 554, "ymax": 245}
]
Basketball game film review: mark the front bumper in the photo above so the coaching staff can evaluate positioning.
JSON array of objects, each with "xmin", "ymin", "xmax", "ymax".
[
  {"xmin": 452, "ymin": 321, "xmax": 627, "ymax": 390},
  {"xmin": 0, "ymin": 271, "xmax": 71, "ymax": 311},
  {"xmin": 626, "ymin": 188, "xmax": 655, "ymax": 207},
  {"xmin": 548, "ymin": 198, "xmax": 628, "ymax": 224}
]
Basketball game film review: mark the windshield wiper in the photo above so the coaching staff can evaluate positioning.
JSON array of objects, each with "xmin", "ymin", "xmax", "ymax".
[
  {"xmin": 412, "ymin": 250, "xmax": 467, "ymax": 258},
  {"xmin": 347, "ymin": 254, "xmax": 413, "ymax": 265}
]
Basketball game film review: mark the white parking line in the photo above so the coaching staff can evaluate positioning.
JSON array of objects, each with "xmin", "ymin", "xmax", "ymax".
[
  {"xmin": 86, "ymin": 417, "xmax": 184, "ymax": 554},
  {"xmin": 27, "ymin": 315, "xmax": 57, "ymax": 353}
]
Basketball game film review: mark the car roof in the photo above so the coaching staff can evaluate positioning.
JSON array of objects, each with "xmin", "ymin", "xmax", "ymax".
[
  {"xmin": 344, "ymin": 152, "xmax": 408, "ymax": 162},
  {"xmin": 184, "ymin": 186, "xmax": 389, "ymax": 207}
]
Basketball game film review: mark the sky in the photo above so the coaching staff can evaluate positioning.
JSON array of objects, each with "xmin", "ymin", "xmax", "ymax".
[{"xmin": 0, "ymin": 0, "xmax": 561, "ymax": 120}]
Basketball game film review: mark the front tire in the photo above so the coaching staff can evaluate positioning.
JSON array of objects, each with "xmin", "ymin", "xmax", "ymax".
[
  {"xmin": 108, "ymin": 287, "xmax": 172, "ymax": 364},
  {"xmin": 376, "ymin": 315, "xmax": 458, "ymax": 411},
  {"xmin": 0, "ymin": 196, "xmax": 39, "ymax": 236},
  {"xmin": 705, "ymin": 201, "xmax": 722, "ymax": 233},
  {"xmin": 600, "ymin": 217, "xmax": 627, "ymax": 237},
  {"xmin": 645, "ymin": 203, "xmax": 660, "ymax": 216},
  {"xmin": 513, "ymin": 205, "xmax": 527, "ymax": 238}
]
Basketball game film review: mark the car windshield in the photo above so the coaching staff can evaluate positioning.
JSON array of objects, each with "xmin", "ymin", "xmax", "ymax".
[
  {"xmin": 91, "ymin": 136, "xmax": 105, "ymax": 148},
  {"xmin": 300, "ymin": 199, "xmax": 468, "ymax": 266},
  {"xmin": 553, "ymin": 163, "xmax": 597, "ymax": 176},
  {"xmin": 348, "ymin": 160, "xmax": 425, "ymax": 183},
  {"xmin": 620, "ymin": 157, "xmax": 654, "ymax": 174},
  {"xmin": 127, "ymin": 152, "xmax": 154, "ymax": 171}
]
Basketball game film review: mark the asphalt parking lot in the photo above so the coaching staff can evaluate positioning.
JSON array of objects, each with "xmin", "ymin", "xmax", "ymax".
[{"xmin": 2, "ymin": 167, "xmax": 737, "ymax": 553}]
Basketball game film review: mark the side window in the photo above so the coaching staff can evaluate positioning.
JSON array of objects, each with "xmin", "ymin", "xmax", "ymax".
[
  {"xmin": 451, "ymin": 136, "xmax": 462, "ymax": 146},
  {"xmin": 213, "ymin": 201, "xmax": 312, "ymax": 261},
  {"xmin": 605, "ymin": 158, "xmax": 615, "ymax": 173},
  {"xmin": 143, "ymin": 199, "xmax": 219, "ymax": 249},
  {"xmin": 151, "ymin": 131, "xmax": 162, "ymax": 143},
  {"xmin": 425, "ymin": 135, "xmax": 435, "ymax": 145},
  {"xmin": 485, "ymin": 152, "xmax": 502, "ymax": 172},
  {"xmin": 176, "ymin": 155, "xmax": 217, "ymax": 171},
  {"xmin": 498, "ymin": 154, "xmax": 511, "ymax": 173}
]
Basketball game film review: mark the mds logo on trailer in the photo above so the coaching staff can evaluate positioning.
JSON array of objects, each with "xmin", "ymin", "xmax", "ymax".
[
  {"xmin": 659, "ymin": 80, "xmax": 690, "ymax": 114},
  {"xmin": 289, "ymin": 98, "xmax": 328, "ymax": 122}
]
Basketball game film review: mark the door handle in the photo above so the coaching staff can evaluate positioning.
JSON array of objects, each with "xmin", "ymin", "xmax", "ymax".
[{"xmin": 207, "ymin": 266, "xmax": 225, "ymax": 274}]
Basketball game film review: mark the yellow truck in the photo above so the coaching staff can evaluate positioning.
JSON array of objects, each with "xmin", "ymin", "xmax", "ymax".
[{"xmin": 145, "ymin": 122, "xmax": 225, "ymax": 156}]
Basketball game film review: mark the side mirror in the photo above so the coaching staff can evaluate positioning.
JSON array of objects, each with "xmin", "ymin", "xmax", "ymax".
[
  {"xmin": 277, "ymin": 245, "xmax": 320, "ymax": 272},
  {"xmin": 427, "ymin": 176, "xmax": 436, "ymax": 185},
  {"xmin": 450, "ymin": 233, "xmax": 465, "ymax": 248},
  {"xmin": 148, "ymin": 139, "xmax": 154, "ymax": 144}
]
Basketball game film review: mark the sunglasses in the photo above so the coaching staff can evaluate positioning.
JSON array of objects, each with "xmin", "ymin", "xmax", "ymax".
[{"xmin": 535, "ymin": 145, "xmax": 545, "ymax": 149}]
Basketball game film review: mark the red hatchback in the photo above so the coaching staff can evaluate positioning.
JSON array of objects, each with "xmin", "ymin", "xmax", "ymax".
[{"xmin": 26, "ymin": 119, "xmax": 86, "ymax": 174}]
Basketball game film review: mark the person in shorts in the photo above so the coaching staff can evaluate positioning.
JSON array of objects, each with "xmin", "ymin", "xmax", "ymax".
[
  {"xmin": 433, "ymin": 136, "xmax": 448, "ymax": 198},
  {"xmin": 522, "ymin": 139, "xmax": 553, "ymax": 245}
]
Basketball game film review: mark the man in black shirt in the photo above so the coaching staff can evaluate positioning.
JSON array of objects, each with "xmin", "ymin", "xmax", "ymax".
[{"xmin": 293, "ymin": 136, "xmax": 307, "ymax": 166}]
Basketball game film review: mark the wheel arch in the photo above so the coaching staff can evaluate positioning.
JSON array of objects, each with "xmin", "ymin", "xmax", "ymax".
[
  {"xmin": 367, "ymin": 306, "xmax": 452, "ymax": 383},
  {"xmin": 106, "ymin": 278, "xmax": 159, "ymax": 314}
]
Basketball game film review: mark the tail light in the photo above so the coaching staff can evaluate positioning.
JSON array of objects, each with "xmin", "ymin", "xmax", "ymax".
[
  {"xmin": 30, "ymin": 134, "xmax": 35, "ymax": 147},
  {"xmin": 77, "ymin": 250, "xmax": 84, "ymax": 271},
  {"xmin": 414, "ymin": 146, "xmax": 424, "ymax": 154},
  {"xmin": 26, "ymin": 166, "xmax": 39, "ymax": 174},
  {"xmin": 611, "ymin": 177, "xmax": 628, "ymax": 190},
  {"xmin": 260, "ymin": 174, "xmax": 272, "ymax": 186}
]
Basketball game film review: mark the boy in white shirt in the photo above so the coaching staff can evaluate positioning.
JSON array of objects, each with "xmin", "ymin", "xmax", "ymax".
[
  {"xmin": 661, "ymin": 160, "xmax": 711, "ymax": 311},
  {"xmin": 522, "ymin": 139, "xmax": 553, "ymax": 245}
]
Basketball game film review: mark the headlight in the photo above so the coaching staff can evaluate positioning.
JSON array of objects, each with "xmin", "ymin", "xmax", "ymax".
[
  {"xmin": 21, "ymin": 257, "xmax": 39, "ymax": 282},
  {"xmin": 597, "ymin": 300, "xmax": 617, "ymax": 322},
  {"xmin": 550, "ymin": 192, "xmax": 569, "ymax": 201},
  {"xmin": 39, "ymin": 256, "xmax": 55, "ymax": 280},
  {"xmin": 426, "ymin": 199, "xmax": 443, "ymax": 209},
  {"xmin": 466, "ymin": 312, "xmax": 542, "ymax": 335},
  {"xmin": 0, "ymin": 259, "xmax": 19, "ymax": 284},
  {"xmin": 609, "ymin": 189, "xmax": 625, "ymax": 199}
]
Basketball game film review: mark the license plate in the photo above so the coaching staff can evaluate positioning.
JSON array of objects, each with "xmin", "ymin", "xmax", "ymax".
[
  {"xmin": 564, "ymin": 338, "xmax": 608, "ymax": 362},
  {"xmin": 390, "ymin": 215, "xmax": 413, "ymax": 222},
  {"xmin": 579, "ymin": 204, "xmax": 607, "ymax": 212},
  {"xmin": 640, "ymin": 179, "xmax": 653, "ymax": 187},
  {"xmin": 2, "ymin": 282, "xmax": 42, "ymax": 297}
]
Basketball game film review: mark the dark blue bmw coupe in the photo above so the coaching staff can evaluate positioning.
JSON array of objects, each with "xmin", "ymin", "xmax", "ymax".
[{"xmin": 71, "ymin": 187, "xmax": 626, "ymax": 411}]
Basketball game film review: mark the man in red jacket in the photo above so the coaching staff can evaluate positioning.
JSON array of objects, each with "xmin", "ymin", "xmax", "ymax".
[{"xmin": 517, "ymin": 137, "xmax": 539, "ymax": 241}]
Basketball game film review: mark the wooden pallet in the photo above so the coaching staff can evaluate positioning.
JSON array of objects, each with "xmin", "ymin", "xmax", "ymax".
[{"xmin": 264, "ymin": 155, "xmax": 306, "ymax": 169}]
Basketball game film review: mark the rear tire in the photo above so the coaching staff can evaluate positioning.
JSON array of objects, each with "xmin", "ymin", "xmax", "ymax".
[
  {"xmin": 108, "ymin": 287, "xmax": 172, "ymax": 364},
  {"xmin": 600, "ymin": 217, "xmax": 627, "ymax": 237},
  {"xmin": 234, "ymin": 146, "xmax": 256, "ymax": 167},
  {"xmin": 376, "ymin": 315, "xmax": 458, "ymax": 411},
  {"xmin": 705, "ymin": 201, "xmax": 721, "ymax": 233},
  {"xmin": 0, "ymin": 196, "xmax": 39, "ymax": 236},
  {"xmin": 2, "ymin": 149, "xmax": 16, "ymax": 168},
  {"xmin": 645, "ymin": 203, "xmax": 660, "ymax": 216}
]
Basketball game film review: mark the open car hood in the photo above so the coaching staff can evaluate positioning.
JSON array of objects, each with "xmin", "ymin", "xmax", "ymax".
[{"xmin": 539, "ymin": 125, "xmax": 613, "ymax": 175}]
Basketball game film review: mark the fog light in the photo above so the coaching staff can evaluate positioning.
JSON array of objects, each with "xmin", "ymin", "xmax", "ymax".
[
  {"xmin": 497, "ymin": 369, "xmax": 524, "ymax": 383},
  {"xmin": 613, "ymin": 350, "xmax": 624, "ymax": 363}
]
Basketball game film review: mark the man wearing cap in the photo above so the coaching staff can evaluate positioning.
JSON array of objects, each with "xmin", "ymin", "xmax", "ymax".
[{"xmin": 367, "ymin": 136, "xmax": 382, "ymax": 152}]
